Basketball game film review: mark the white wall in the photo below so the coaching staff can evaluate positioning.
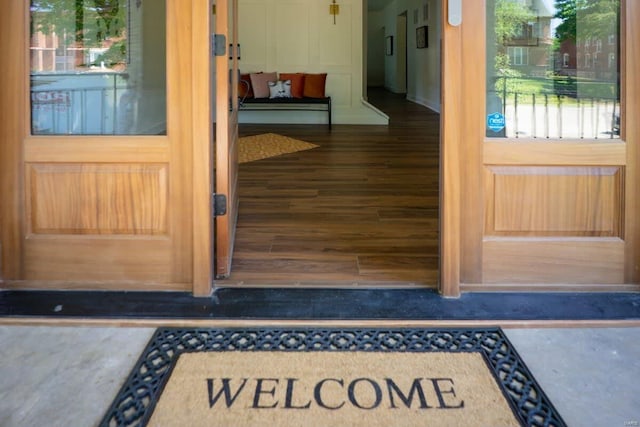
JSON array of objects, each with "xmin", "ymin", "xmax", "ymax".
[
  {"xmin": 372, "ymin": 0, "xmax": 441, "ymax": 112},
  {"xmin": 237, "ymin": 0, "xmax": 387, "ymax": 125}
]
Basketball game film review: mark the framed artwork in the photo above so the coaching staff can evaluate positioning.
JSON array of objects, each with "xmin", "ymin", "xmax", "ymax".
[
  {"xmin": 416, "ymin": 26, "xmax": 428, "ymax": 49},
  {"xmin": 386, "ymin": 36, "xmax": 393, "ymax": 56}
]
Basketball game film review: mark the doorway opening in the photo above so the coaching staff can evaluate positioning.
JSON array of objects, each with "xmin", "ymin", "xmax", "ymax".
[{"xmin": 216, "ymin": 0, "xmax": 442, "ymax": 289}]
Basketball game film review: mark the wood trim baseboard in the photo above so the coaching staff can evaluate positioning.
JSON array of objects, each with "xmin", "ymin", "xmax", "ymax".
[
  {"xmin": 461, "ymin": 283, "xmax": 640, "ymax": 293},
  {"xmin": 0, "ymin": 280, "xmax": 191, "ymax": 292}
]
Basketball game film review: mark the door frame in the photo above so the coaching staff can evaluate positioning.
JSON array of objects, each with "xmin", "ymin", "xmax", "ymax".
[
  {"xmin": 192, "ymin": 0, "xmax": 215, "ymax": 296},
  {"xmin": 0, "ymin": 1, "xmax": 26, "ymax": 281},
  {"xmin": 439, "ymin": 0, "xmax": 640, "ymax": 296}
]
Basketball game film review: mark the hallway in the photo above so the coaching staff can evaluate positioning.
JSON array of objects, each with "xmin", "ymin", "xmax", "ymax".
[{"xmin": 225, "ymin": 89, "xmax": 440, "ymax": 286}]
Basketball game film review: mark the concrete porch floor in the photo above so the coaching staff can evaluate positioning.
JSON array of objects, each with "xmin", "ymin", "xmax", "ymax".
[{"xmin": 0, "ymin": 326, "xmax": 638, "ymax": 426}]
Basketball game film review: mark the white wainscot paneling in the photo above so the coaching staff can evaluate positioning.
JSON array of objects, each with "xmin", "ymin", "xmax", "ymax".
[
  {"xmin": 275, "ymin": 2, "xmax": 310, "ymax": 67},
  {"xmin": 326, "ymin": 73, "xmax": 352, "ymax": 107},
  {"xmin": 238, "ymin": 1, "xmax": 268, "ymax": 65},
  {"xmin": 318, "ymin": 4, "xmax": 352, "ymax": 66}
]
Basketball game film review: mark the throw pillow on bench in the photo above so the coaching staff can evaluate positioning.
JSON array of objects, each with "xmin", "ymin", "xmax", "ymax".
[{"xmin": 241, "ymin": 72, "xmax": 328, "ymax": 100}]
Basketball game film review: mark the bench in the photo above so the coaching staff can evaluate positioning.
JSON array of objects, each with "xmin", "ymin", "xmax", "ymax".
[{"xmin": 239, "ymin": 96, "xmax": 332, "ymax": 129}]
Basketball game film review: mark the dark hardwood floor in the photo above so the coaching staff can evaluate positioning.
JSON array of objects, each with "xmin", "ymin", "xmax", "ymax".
[{"xmin": 222, "ymin": 88, "xmax": 440, "ymax": 287}]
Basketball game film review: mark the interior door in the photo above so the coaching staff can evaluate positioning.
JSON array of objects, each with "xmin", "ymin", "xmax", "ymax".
[
  {"xmin": 0, "ymin": 1, "xmax": 199, "ymax": 291},
  {"xmin": 214, "ymin": 0, "xmax": 240, "ymax": 278},
  {"xmin": 444, "ymin": 0, "xmax": 639, "ymax": 293}
]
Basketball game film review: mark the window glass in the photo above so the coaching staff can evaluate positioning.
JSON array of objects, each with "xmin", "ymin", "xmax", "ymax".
[
  {"xmin": 486, "ymin": 0, "xmax": 620, "ymax": 139},
  {"xmin": 30, "ymin": 0, "xmax": 166, "ymax": 135}
]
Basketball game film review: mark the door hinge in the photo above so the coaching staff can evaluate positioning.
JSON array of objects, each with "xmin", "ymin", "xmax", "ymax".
[
  {"xmin": 213, "ymin": 193, "xmax": 227, "ymax": 216},
  {"xmin": 212, "ymin": 34, "xmax": 226, "ymax": 56}
]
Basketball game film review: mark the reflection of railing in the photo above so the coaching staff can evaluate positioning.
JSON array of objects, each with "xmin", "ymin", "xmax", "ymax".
[
  {"xmin": 489, "ymin": 76, "xmax": 620, "ymax": 139},
  {"xmin": 31, "ymin": 73, "xmax": 133, "ymax": 135},
  {"xmin": 490, "ymin": 91, "xmax": 619, "ymax": 139}
]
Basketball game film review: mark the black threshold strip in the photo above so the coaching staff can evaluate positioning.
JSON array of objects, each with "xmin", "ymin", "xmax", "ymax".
[{"xmin": 1, "ymin": 288, "xmax": 639, "ymax": 320}]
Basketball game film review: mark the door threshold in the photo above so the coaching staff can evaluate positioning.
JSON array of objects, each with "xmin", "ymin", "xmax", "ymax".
[
  {"xmin": 216, "ymin": 279, "xmax": 438, "ymax": 289},
  {"xmin": 1, "ymin": 288, "xmax": 639, "ymax": 325}
]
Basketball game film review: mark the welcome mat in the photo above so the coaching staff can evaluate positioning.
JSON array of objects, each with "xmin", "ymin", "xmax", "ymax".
[
  {"xmin": 100, "ymin": 328, "xmax": 565, "ymax": 427},
  {"xmin": 239, "ymin": 133, "xmax": 319, "ymax": 164}
]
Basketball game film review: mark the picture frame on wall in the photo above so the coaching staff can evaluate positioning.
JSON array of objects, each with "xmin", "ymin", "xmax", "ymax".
[
  {"xmin": 386, "ymin": 36, "xmax": 393, "ymax": 55},
  {"xmin": 416, "ymin": 26, "xmax": 428, "ymax": 49}
]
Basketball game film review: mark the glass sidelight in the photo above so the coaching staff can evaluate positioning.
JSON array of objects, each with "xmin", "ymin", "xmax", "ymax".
[
  {"xmin": 486, "ymin": 0, "xmax": 620, "ymax": 139},
  {"xmin": 30, "ymin": 0, "xmax": 166, "ymax": 135}
]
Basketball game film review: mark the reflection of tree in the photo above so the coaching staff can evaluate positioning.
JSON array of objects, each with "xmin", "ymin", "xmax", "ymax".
[
  {"xmin": 494, "ymin": 0, "xmax": 535, "ymax": 95},
  {"xmin": 554, "ymin": 0, "xmax": 619, "ymax": 42},
  {"xmin": 31, "ymin": 0, "xmax": 126, "ymax": 67},
  {"xmin": 554, "ymin": 0, "xmax": 619, "ymax": 88}
]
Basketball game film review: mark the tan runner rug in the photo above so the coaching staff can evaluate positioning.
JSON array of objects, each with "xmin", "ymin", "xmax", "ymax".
[
  {"xmin": 239, "ymin": 133, "xmax": 319, "ymax": 164},
  {"xmin": 100, "ymin": 328, "xmax": 566, "ymax": 427}
]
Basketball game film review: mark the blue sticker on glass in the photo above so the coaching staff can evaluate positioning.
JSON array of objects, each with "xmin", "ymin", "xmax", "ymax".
[{"xmin": 487, "ymin": 112, "xmax": 505, "ymax": 133}]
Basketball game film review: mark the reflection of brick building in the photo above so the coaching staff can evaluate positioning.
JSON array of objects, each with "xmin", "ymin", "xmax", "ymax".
[
  {"xmin": 30, "ymin": 29, "xmax": 85, "ymax": 72},
  {"xmin": 30, "ymin": 9, "xmax": 126, "ymax": 73},
  {"xmin": 505, "ymin": 0, "xmax": 555, "ymax": 77},
  {"xmin": 556, "ymin": 34, "xmax": 619, "ymax": 81}
]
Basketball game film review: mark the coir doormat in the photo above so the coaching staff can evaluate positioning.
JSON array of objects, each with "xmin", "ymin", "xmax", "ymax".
[
  {"xmin": 100, "ymin": 328, "xmax": 565, "ymax": 427},
  {"xmin": 239, "ymin": 133, "xmax": 319, "ymax": 164}
]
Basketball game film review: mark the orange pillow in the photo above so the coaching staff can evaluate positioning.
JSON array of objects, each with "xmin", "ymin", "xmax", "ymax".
[
  {"xmin": 279, "ymin": 73, "xmax": 305, "ymax": 98},
  {"xmin": 238, "ymin": 73, "xmax": 253, "ymax": 98},
  {"xmin": 303, "ymin": 73, "xmax": 327, "ymax": 98}
]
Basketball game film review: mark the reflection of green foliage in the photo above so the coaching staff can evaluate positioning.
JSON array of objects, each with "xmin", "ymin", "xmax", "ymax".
[
  {"xmin": 554, "ymin": 0, "xmax": 619, "ymax": 41},
  {"xmin": 495, "ymin": 64, "xmax": 524, "ymax": 98},
  {"xmin": 95, "ymin": 40, "xmax": 126, "ymax": 66},
  {"xmin": 499, "ymin": 76, "xmax": 617, "ymax": 104},
  {"xmin": 31, "ymin": 0, "xmax": 126, "ymax": 64},
  {"xmin": 554, "ymin": 0, "xmax": 578, "ymax": 41},
  {"xmin": 494, "ymin": 0, "xmax": 534, "ymax": 99},
  {"xmin": 495, "ymin": 0, "xmax": 535, "ymax": 46}
]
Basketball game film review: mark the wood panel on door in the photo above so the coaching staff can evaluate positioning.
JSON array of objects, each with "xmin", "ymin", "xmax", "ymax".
[{"xmin": 451, "ymin": 0, "xmax": 639, "ymax": 291}]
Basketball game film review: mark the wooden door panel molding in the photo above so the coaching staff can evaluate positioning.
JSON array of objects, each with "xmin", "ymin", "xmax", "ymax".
[
  {"xmin": 484, "ymin": 166, "xmax": 624, "ymax": 237},
  {"xmin": 484, "ymin": 141, "xmax": 626, "ymax": 165},
  {"xmin": 25, "ymin": 137, "xmax": 170, "ymax": 163},
  {"xmin": 482, "ymin": 238, "xmax": 625, "ymax": 285},
  {"xmin": 26, "ymin": 163, "xmax": 168, "ymax": 235},
  {"xmin": 24, "ymin": 238, "xmax": 187, "ymax": 286}
]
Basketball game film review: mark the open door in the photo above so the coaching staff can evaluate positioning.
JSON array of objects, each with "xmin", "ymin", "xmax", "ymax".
[
  {"xmin": 0, "ymin": 1, "xmax": 214, "ymax": 294},
  {"xmin": 214, "ymin": 0, "xmax": 240, "ymax": 278},
  {"xmin": 441, "ymin": 0, "xmax": 639, "ymax": 295}
]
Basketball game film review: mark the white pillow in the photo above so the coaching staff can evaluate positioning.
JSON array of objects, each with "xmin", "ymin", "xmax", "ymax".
[{"xmin": 268, "ymin": 80, "xmax": 292, "ymax": 98}]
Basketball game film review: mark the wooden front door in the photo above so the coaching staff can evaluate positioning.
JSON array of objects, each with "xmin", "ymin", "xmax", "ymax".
[
  {"xmin": 0, "ymin": 1, "xmax": 213, "ymax": 293},
  {"xmin": 214, "ymin": 0, "xmax": 240, "ymax": 278},
  {"xmin": 441, "ymin": 0, "xmax": 639, "ymax": 295}
]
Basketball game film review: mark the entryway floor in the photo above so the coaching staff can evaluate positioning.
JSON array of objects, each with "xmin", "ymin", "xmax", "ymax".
[{"xmin": 0, "ymin": 325, "xmax": 638, "ymax": 426}]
